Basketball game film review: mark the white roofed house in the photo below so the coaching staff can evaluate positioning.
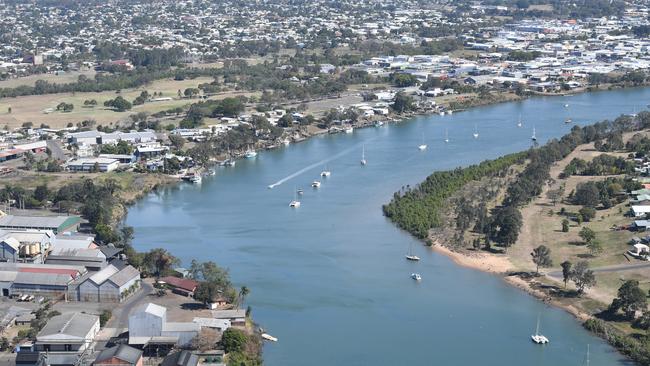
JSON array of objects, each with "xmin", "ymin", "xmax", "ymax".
[{"xmin": 631, "ymin": 205, "xmax": 650, "ymax": 217}]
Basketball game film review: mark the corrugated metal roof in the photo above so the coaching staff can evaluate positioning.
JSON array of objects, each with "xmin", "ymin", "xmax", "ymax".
[
  {"xmin": 107, "ymin": 265, "xmax": 139, "ymax": 287},
  {"xmin": 211, "ymin": 309, "xmax": 246, "ymax": 319},
  {"xmin": 13, "ymin": 272, "xmax": 73, "ymax": 287},
  {"xmin": 0, "ymin": 215, "xmax": 79, "ymax": 230},
  {"xmin": 95, "ymin": 344, "xmax": 142, "ymax": 364},
  {"xmin": 37, "ymin": 313, "xmax": 98, "ymax": 340},
  {"xmin": 162, "ymin": 322, "xmax": 200, "ymax": 332},
  {"xmin": 133, "ymin": 303, "xmax": 166, "ymax": 318},
  {"xmin": 89, "ymin": 265, "xmax": 119, "ymax": 285},
  {"xmin": 160, "ymin": 276, "xmax": 198, "ymax": 292}
]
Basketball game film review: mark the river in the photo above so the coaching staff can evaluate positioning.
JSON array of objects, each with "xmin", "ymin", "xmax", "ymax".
[{"xmin": 126, "ymin": 88, "xmax": 650, "ymax": 366}]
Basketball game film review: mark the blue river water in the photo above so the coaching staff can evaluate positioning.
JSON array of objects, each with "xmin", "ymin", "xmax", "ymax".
[{"xmin": 127, "ymin": 88, "xmax": 650, "ymax": 365}]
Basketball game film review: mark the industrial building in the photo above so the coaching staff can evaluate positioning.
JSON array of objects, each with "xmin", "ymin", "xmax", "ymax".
[
  {"xmin": 73, "ymin": 264, "xmax": 140, "ymax": 302},
  {"xmin": 128, "ymin": 303, "xmax": 200, "ymax": 348},
  {"xmin": 0, "ymin": 215, "xmax": 80, "ymax": 234}
]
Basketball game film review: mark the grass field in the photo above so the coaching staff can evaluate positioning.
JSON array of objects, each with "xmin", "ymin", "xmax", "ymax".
[
  {"xmin": 0, "ymin": 69, "xmax": 97, "ymax": 88},
  {"xmin": 0, "ymin": 77, "xmax": 262, "ymax": 130},
  {"xmin": 508, "ymin": 132, "xmax": 650, "ymax": 303}
]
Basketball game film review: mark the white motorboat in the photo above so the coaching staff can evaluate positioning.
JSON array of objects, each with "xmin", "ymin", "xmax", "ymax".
[
  {"xmin": 411, "ymin": 273, "xmax": 422, "ymax": 281},
  {"xmin": 532, "ymin": 127, "xmax": 537, "ymax": 142},
  {"xmin": 517, "ymin": 114, "xmax": 522, "ymax": 128},
  {"xmin": 226, "ymin": 159, "xmax": 236, "ymax": 167},
  {"xmin": 289, "ymin": 200, "xmax": 300, "ymax": 208},
  {"xmin": 311, "ymin": 181, "xmax": 321, "ymax": 188},
  {"xmin": 473, "ymin": 124, "xmax": 479, "ymax": 139},
  {"xmin": 282, "ymin": 139, "xmax": 291, "ymax": 146},
  {"xmin": 374, "ymin": 121, "xmax": 384, "ymax": 127},
  {"xmin": 261, "ymin": 333, "xmax": 278, "ymax": 342},
  {"xmin": 531, "ymin": 314, "xmax": 549, "ymax": 344},
  {"xmin": 564, "ymin": 103, "xmax": 569, "ymax": 108},
  {"xmin": 418, "ymin": 133, "xmax": 427, "ymax": 150},
  {"xmin": 565, "ymin": 118, "xmax": 572, "ymax": 124},
  {"xmin": 245, "ymin": 150, "xmax": 258, "ymax": 159},
  {"xmin": 444, "ymin": 129, "xmax": 449, "ymax": 143},
  {"xmin": 296, "ymin": 188, "xmax": 304, "ymax": 195},
  {"xmin": 189, "ymin": 175, "xmax": 202, "ymax": 184},
  {"xmin": 360, "ymin": 145, "xmax": 367, "ymax": 165},
  {"xmin": 344, "ymin": 126, "xmax": 354, "ymax": 134},
  {"xmin": 321, "ymin": 166, "xmax": 331, "ymax": 177}
]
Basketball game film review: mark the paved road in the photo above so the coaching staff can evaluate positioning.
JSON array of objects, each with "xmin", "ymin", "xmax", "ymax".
[
  {"xmin": 548, "ymin": 261, "xmax": 650, "ymax": 279},
  {"xmin": 102, "ymin": 281, "xmax": 154, "ymax": 339},
  {"xmin": 46, "ymin": 139, "xmax": 67, "ymax": 161}
]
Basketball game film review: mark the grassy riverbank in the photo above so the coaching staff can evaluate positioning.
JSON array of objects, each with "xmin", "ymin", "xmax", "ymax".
[{"xmin": 384, "ymin": 112, "xmax": 650, "ymax": 364}]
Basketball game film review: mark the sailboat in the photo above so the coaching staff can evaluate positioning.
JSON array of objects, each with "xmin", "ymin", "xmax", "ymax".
[
  {"xmin": 531, "ymin": 127, "xmax": 537, "ymax": 142},
  {"xmin": 289, "ymin": 188, "xmax": 300, "ymax": 208},
  {"xmin": 517, "ymin": 114, "xmax": 522, "ymax": 128},
  {"xmin": 531, "ymin": 314, "xmax": 549, "ymax": 344},
  {"xmin": 473, "ymin": 124, "xmax": 479, "ymax": 139},
  {"xmin": 583, "ymin": 345, "xmax": 590, "ymax": 366},
  {"xmin": 444, "ymin": 129, "xmax": 449, "ymax": 143},
  {"xmin": 418, "ymin": 134, "xmax": 427, "ymax": 150},
  {"xmin": 405, "ymin": 243, "xmax": 420, "ymax": 261},
  {"xmin": 411, "ymin": 273, "xmax": 422, "ymax": 281},
  {"xmin": 360, "ymin": 145, "xmax": 367, "ymax": 165}
]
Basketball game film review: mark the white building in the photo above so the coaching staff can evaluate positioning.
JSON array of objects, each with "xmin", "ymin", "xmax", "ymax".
[{"xmin": 65, "ymin": 158, "xmax": 119, "ymax": 172}]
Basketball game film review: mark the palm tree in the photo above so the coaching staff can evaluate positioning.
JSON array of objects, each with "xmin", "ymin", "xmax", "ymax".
[{"xmin": 238, "ymin": 286, "xmax": 250, "ymax": 308}]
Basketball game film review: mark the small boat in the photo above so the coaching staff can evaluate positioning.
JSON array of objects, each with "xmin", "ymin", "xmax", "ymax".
[
  {"xmin": 374, "ymin": 121, "xmax": 384, "ymax": 127},
  {"xmin": 564, "ymin": 103, "xmax": 569, "ymax": 108},
  {"xmin": 531, "ymin": 314, "xmax": 549, "ymax": 344},
  {"xmin": 473, "ymin": 124, "xmax": 479, "ymax": 139},
  {"xmin": 226, "ymin": 159, "xmax": 236, "ymax": 167},
  {"xmin": 245, "ymin": 149, "xmax": 258, "ymax": 159},
  {"xmin": 360, "ymin": 145, "xmax": 367, "ymax": 166},
  {"xmin": 189, "ymin": 175, "xmax": 202, "ymax": 184},
  {"xmin": 444, "ymin": 129, "xmax": 449, "ymax": 143},
  {"xmin": 517, "ymin": 114, "xmax": 522, "ymax": 128},
  {"xmin": 320, "ymin": 166, "xmax": 331, "ymax": 177},
  {"xmin": 439, "ymin": 111, "xmax": 445, "ymax": 116},
  {"xmin": 282, "ymin": 139, "xmax": 291, "ymax": 146},
  {"xmin": 344, "ymin": 126, "xmax": 354, "ymax": 134},
  {"xmin": 531, "ymin": 127, "xmax": 537, "ymax": 142},
  {"xmin": 296, "ymin": 188, "xmax": 304, "ymax": 195},
  {"xmin": 405, "ymin": 243, "xmax": 420, "ymax": 261},
  {"xmin": 311, "ymin": 181, "xmax": 321, "ymax": 188},
  {"xmin": 565, "ymin": 118, "xmax": 572, "ymax": 124},
  {"xmin": 261, "ymin": 333, "xmax": 278, "ymax": 342},
  {"xmin": 289, "ymin": 188, "xmax": 300, "ymax": 208},
  {"xmin": 583, "ymin": 344, "xmax": 590, "ymax": 366},
  {"xmin": 411, "ymin": 273, "xmax": 422, "ymax": 281},
  {"xmin": 418, "ymin": 134, "xmax": 427, "ymax": 150}
]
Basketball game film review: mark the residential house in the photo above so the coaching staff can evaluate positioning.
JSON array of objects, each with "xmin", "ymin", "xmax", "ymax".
[{"xmin": 159, "ymin": 276, "xmax": 198, "ymax": 297}]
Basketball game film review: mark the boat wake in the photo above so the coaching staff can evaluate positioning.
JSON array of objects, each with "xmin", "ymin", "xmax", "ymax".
[{"xmin": 267, "ymin": 141, "xmax": 370, "ymax": 188}]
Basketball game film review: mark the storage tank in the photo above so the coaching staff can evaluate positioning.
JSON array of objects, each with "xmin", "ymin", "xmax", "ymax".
[{"xmin": 31, "ymin": 243, "xmax": 39, "ymax": 255}]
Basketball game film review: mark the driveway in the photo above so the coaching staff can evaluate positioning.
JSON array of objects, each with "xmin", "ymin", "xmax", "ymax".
[{"xmin": 46, "ymin": 139, "xmax": 67, "ymax": 161}]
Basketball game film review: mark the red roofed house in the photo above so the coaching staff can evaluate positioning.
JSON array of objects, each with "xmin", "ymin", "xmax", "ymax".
[{"xmin": 160, "ymin": 276, "xmax": 198, "ymax": 297}]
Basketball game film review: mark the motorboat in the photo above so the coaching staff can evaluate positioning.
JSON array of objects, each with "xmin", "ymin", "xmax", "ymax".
[
  {"xmin": 374, "ymin": 121, "xmax": 384, "ymax": 127},
  {"xmin": 411, "ymin": 273, "xmax": 422, "ymax": 281},
  {"xmin": 473, "ymin": 124, "xmax": 479, "ymax": 139},
  {"xmin": 296, "ymin": 188, "xmax": 304, "ymax": 195},
  {"xmin": 189, "ymin": 175, "xmax": 202, "ymax": 184},
  {"xmin": 532, "ymin": 127, "xmax": 537, "ymax": 142},
  {"xmin": 565, "ymin": 118, "xmax": 572, "ymax": 124},
  {"xmin": 311, "ymin": 181, "xmax": 321, "ymax": 188},
  {"xmin": 444, "ymin": 129, "xmax": 449, "ymax": 143},
  {"xmin": 321, "ymin": 166, "xmax": 331, "ymax": 177},
  {"xmin": 418, "ymin": 144, "xmax": 427, "ymax": 150},
  {"xmin": 344, "ymin": 126, "xmax": 354, "ymax": 134},
  {"xmin": 531, "ymin": 314, "xmax": 549, "ymax": 344},
  {"xmin": 261, "ymin": 333, "xmax": 278, "ymax": 342},
  {"xmin": 289, "ymin": 200, "xmax": 300, "ymax": 208},
  {"xmin": 245, "ymin": 150, "xmax": 258, "ymax": 159},
  {"xmin": 360, "ymin": 145, "xmax": 367, "ymax": 165}
]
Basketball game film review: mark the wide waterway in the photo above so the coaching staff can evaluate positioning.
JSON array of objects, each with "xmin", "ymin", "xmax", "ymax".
[{"xmin": 127, "ymin": 88, "xmax": 650, "ymax": 366}]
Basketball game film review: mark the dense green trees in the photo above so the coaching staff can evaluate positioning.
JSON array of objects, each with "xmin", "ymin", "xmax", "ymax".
[
  {"xmin": 383, "ymin": 152, "xmax": 525, "ymax": 239},
  {"xmin": 390, "ymin": 73, "xmax": 418, "ymax": 87},
  {"xmin": 571, "ymin": 261, "xmax": 596, "ymax": 294},
  {"xmin": 104, "ymin": 96, "xmax": 133, "ymax": 112},
  {"xmin": 142, "ymin": 248, "xmax": 179, "ymax": 278},
  {"xmin": 609, "ymin": 280, "xmax": 647, "ymax": 320},
  {"xmin": 562, "ymin": 155, "xmax": 633, "ymax": 177},
  {"xmin": 391, "ymin": 92, "xmax": 416, "ymax": 113}
]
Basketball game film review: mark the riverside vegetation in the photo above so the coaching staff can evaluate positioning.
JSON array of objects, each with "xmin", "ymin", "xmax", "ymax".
[{"xmin": 383, "ymin": 111, "xmax": 650, "ymax": 364}]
